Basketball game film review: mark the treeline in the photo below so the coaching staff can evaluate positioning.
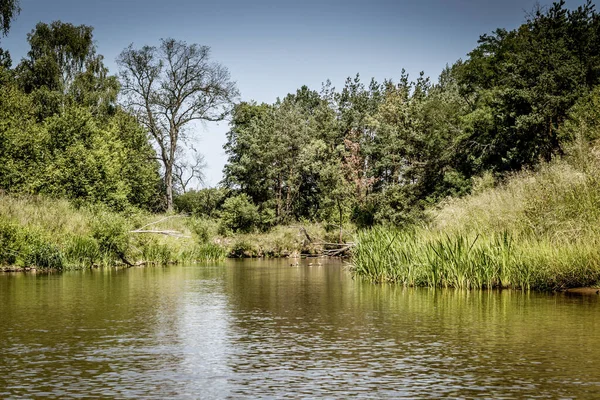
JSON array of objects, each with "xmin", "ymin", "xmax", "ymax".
[
  {"xmin": 187, "ymin": 0, "xmax": 600, "ymax": 231},
  {"xmin": 0, "ymin": 21, "xmax": 163, "ymax": 210},
  {"xmin": 0, "ymin": 8, "xmax": 238, "ymax": 213},
  {"xmin": 2, "ymin": 1, "xmax": 600, "ymax": 232}
]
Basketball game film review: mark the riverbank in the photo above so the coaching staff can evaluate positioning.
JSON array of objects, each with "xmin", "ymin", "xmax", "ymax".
[
  {"xmin": 0, "ymin": 194, "xmax": 353, "ymax": 271},
  {"xmin": 0, "ymin": 195, "xmax": 217, "ymax": 270},
  {"xmin": 352, "ymin": 144, "xmax": 600, "ymax": 291}
]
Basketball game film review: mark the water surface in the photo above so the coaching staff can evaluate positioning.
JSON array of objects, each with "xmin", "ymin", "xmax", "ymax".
[{"xmin": 1, "ymin": 259, "xmax": 599, "ymax": 398}]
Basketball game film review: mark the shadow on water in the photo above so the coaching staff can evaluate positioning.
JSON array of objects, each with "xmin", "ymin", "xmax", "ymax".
[{"xmin": 1, "ymin": 260, "xmax": 599, "ymax": 398}]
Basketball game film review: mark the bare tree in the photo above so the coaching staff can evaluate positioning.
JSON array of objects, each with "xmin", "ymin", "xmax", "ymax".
[
  {"xmin": 173, "ymin": 146, "xmax": 206, "ymax": 193},
  {"xmin": 117, "ymin": 38, "xmax": 238, "ymax": 211}
]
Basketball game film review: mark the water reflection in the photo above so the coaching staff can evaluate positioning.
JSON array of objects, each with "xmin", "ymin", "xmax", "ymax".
[
  {"xmin": 221, "ymin": 259, "xmax": 600, "ymax": 398},
  {"xmin": 0, "ymin": 260, "xmax": 599, "ymax": 398}
]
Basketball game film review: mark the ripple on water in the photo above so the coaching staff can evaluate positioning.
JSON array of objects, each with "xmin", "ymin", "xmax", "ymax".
[{"xmin": 1, "ymin": 262, "xmax": 600, "ymax": 398}]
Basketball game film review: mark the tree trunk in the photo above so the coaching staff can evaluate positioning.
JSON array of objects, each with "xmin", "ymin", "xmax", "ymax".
[
  {"xmin": 165, "ymin": 162, "xmax": 174, "ymax": 212},
  {"xmin": 337, "ymin": 198, "xmax": 343, "ymax": 244}
]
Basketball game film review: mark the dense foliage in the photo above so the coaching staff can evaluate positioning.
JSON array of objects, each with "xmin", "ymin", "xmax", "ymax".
[
  {"xmin": 0, "ymin": 21, "xmax": 162, "ymax": 210},
  {"xmin": 223, "ymin": 1, "xmax": 600, "ymax": 229},
  {"xmin": 1, "ymin": 1, "xmax": 600, "ymax": 233},
  {"xmin": 0, "ymin": 0, "xmax": 19, "ymax": 38}
]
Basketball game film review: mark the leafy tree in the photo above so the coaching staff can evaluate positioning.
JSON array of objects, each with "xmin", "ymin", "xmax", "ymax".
[
  {"xmin": 0, "ymin": 0, "xmax": 19, "ymax": 84},
  {"xmin": 69, "ymin": 54, "xmax": 119, "ymax": 115},
  {"xmin": 318, "ymin": 160, "xmax": 354, "ymax": 240},
  {"xmin": 20, "ymin": 22, "xmax": 93, "ymax": 92},
  {"xmin": 223, "ymin": 102, "xmax": 276, "ymax": 206},
  {"xmin": 17, "ymin": 21, "xmax": 119, "ymax": 118},
  {"xmin": 0, "ymin": 0, "xmax": 19, "ymax": 37},
  {"xmin": 224, "ymin": 92, "xmax": 336, "ymax": 224},
  {"xmin": 38, "ymin": 106, "xmax": 160, "ymax": 210},
  {"xmin": 117, "ymin": 38, "xmax": 238, "ymax": 211},
  {"xmin": 560, "ymin": 87, "xmax": 600, "ymax": 143},
  {"xmin": 174, "ymin": 187, "xmax": 227, "ymax": 217},
  {"xmin": 0, "ymin": 84, "xmax": 47, "ymax": 192},
  {"xmin": 0, "ymin": 0, "xmax": 21, "ymax": 78},
  {"xmin": 0, "ymin": 22, "xmax": 161, "ymax": 211},
  {"xmin": 455, "ymin": 0, "xmax": 600, "ymax": 173}
]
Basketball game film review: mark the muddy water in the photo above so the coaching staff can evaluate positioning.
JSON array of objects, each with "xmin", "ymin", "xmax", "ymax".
[{"xmin": 0, "ymin": 259, "xmax": 599, "ymax": 398}]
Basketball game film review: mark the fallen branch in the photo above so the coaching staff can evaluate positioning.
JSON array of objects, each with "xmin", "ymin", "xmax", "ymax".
[
  {"xmin": 129, "ymin": 229, "xmax": 190, "ymax": 238},
  {"xmin": 323, "ymin": 244, "xmax": 355, "ymax": 257},
  {"xmin": 289, "ymin": 225, "xmax": 314, "ymax": 243},
  {"xmin": 134, "ymin": 214, "xmax": 189, "ymax": 230},
  {"xmin": 300, "ymin": 226, "xmax": 313, "ymax": 243}
]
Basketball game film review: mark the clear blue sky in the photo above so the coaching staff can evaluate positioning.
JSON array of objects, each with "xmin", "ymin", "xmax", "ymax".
[{"xmin": 1, "ymin": 0, "xmax": 587, "ymax": 186}]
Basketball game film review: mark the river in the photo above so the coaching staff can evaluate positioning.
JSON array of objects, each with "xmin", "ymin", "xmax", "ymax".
[{"xmin": 1, "ymin": 259, "xmax": 599, "ymax": 398}]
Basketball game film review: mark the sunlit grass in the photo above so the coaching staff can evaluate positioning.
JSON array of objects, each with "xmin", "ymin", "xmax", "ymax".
[
  {"xmin": 352, "ymin": 146, "xmax": 600, "ymax": 290},
  {"xmin": 0, "ymin": 194, "xmax": 226, "ymax": 269}
]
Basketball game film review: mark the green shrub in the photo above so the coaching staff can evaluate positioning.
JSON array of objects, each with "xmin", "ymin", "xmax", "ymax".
[
  {"xmin": 366, "ymin": 186, "xmax": 425, "ymax": 227},
  {"xmin": 174, "ymin": 188, "xmax": 227, "ymax": 217},
  {"xmin": 0, "ymin": 220, "xmax": 24, "ymax": 265},
  {"xmin": 229, "ymin": 238, "xmax": 260, "ymax": 257},
  {"xmin": 219, "ymin": 194, "xmax": 260, "ymax": 234},
  {"xmin": 188, "ymin": 217, "xmax": 218, "ymax": 244},
  {"xmin": 259, "ymin": 206, "xmax": 277, "ymax": 231}
]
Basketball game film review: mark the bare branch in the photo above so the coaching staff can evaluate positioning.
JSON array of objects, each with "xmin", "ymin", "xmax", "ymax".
[
  {"xmin": 129, "ymin": 229, "xmax": 190, "ymax": 238},
  {"xmin": 117, "ymin": 38, "xmax": 238, "ymax": 211}
]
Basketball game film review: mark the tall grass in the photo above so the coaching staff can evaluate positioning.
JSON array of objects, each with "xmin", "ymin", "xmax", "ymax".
[
  {"xmin": 0, "ymin": 194, "xmax": 349, "ymax": 270},
  {"xmin": 0, "ymin": 195, "xmax": 226, "ymax": 270},
  {"xmin": 352, "ymin": 145, "xmax": 600, "ymax": 290}
]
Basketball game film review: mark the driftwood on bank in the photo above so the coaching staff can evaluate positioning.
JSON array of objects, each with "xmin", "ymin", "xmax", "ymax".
[
  {"xmin": 129, "ymin": 229, "xmax": 190, "ymax": 238},
  {"xmin": 291, "ymin": 225, "xmax": 355, "ymax": 257},
  {"xmin": 290, "ymin": 225, "xmax": 314, "ymax": 243},
  {"xmin": 129, "ymin": 214, "xmax": 190, "ymax": 238},
  {"xmin": 322, "ymin": 243, "xmax": 355, "ymax": 257},
  {"xmin": 323, "ymin": 247, "xmax": 352, "ymax": 257}
]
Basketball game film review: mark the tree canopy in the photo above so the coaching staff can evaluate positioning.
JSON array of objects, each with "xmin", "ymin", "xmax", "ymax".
[
  {"xmin": 0, "ymin": 0, "xmax": 19, "ymax": 37},
  {"xmin": 1, "ymin": 1, "xmax": 600, "ymax": 228},
  {"xmin": 222, "ymin": 1, "xmax": 600, "ymax": 228},
  {"xmin": 0, "ymin": 20, "xmax": 161, "ymax": 211}
]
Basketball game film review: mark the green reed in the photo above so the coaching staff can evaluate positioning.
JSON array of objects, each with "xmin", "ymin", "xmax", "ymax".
[{"xmin": 352, "ymin": 227, "xmax": 600, "ymax": 290}]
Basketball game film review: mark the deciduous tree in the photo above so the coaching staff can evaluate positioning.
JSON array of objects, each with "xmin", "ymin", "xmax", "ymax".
[
  {"xmin": 0, "ymin": 0, "xmax": 19, "ymax": 37},
  {"xmin": 117, "ymin": 38, "xmax": 238, "ymax": 211}
]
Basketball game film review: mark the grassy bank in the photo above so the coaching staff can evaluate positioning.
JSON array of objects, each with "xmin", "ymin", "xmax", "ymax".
[
  {"xmin": 0, "ymin": 195, "xmax": 228, "ymax": 271},
  {"xmin": 352, "ymin": 144, "xmax": 600, "ymax": 290},
  {"xmin": 0, "ymin": 194, "xmax": 353, "ymax": 271}
]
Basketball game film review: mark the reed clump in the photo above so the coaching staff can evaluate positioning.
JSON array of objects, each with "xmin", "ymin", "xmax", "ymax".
[{"xmin": 352, "ymin": 145, "xmax": 600, "ymax": 290}]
